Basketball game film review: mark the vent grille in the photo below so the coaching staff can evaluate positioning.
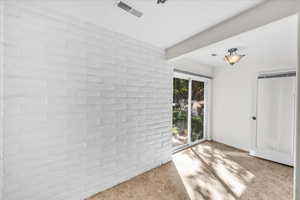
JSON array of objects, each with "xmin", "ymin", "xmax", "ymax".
[
  {"xmin": 129, "ymin": 9, "xmax": 143, "ymax": 18},
  {"xmin": 117, "ymin": 1, "xmax": 143, "ymax": 18},
  {"xmin": 117, "ymin": 1, "xmax": 131, "ymax": 11}
]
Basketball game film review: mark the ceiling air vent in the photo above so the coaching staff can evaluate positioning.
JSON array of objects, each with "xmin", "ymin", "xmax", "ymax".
[{"xmin": 117, "ymin": 1, "xmax": 143, "ymax": 18}]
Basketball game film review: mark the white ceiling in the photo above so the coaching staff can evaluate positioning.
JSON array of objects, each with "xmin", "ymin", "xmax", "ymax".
[
  {"xmin": 33, "ymin": 0, "xmax": 263, "ymax": 48},
  {"xmin": 182, "ymin": 14, "xmax": 298, "ymax": 68}
]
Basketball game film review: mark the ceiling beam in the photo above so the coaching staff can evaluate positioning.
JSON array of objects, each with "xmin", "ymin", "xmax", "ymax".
[{"xmin": 165, "ymin": 0, "xmax": 299, "ymax": 60}]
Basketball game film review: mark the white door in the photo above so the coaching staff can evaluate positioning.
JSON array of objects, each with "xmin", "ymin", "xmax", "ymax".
[{"xmin": 252, "ymin": 74, "xmax": 296, "ymax": 166}]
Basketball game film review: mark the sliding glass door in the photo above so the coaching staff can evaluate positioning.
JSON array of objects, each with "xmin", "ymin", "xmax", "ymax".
[
  {"xmin": 191, "ymin": 80, "xmax": 205, "ymax": 142},
  {"xmin": 172, "ymin": 78, "xmax": 189, "ymax": 147},
  {"xmin": 172, "ymin": 73, "xmax": 210, "ymax": 150}
]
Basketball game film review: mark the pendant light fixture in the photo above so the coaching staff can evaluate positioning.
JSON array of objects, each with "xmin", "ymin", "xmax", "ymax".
[{"xmin": 224, "ymin": 48, "xmax": 245, "ymax": 65}]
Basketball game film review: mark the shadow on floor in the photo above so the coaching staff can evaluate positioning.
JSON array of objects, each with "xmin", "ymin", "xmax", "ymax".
[{"xmin": 88, "ymin": 141, "xmax": 293, "ymax": 200}]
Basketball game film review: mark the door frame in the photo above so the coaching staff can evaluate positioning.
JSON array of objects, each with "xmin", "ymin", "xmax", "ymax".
[
  {"xmin": 173, "ymin": 71, "xmax": 212, "ymax": 152},
  {"xmin": 250, "ymin": 69, "xmax": 297, "ymax": 166}
]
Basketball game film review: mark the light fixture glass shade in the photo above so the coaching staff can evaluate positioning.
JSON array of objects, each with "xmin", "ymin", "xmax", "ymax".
[
  {"xmin": 224, "ymin": 48, "xmax": 245, "ymax": 65},
  {"xmin": 224, "ymin": 54, "xmax": 245, "ymax": 65}
]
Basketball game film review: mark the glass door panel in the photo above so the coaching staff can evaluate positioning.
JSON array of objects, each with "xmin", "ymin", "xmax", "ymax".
[
  {"xmin": 172, "ymin": 78, "xmax": 189, "ymax": 147},
  {"xmin": 191, "ymin": 80, "xmax": 205, "ymax": 142}
]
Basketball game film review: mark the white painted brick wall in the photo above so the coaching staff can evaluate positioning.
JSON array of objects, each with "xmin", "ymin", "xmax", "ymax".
[{"xmin": 2, "ymin": 3, "xmax": 172, "ymax": 200}]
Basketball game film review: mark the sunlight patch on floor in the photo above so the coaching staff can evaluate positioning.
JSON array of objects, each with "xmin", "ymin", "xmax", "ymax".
[
  {"xmin": 192, "ymin": 144, "xmax": 255, "ymax": 197},
  {"xmin": 173, "ymin": 149, "xmax": 235, "ymax": 200},
  {"xmin": 173, "ymin": 143, "xmax": 256, "ymax": 200}
]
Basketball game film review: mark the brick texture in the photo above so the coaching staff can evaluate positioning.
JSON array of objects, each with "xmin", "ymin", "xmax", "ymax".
[{"xmin": 2, "ymin": 3, "xmax": 172, "ymax": 200}]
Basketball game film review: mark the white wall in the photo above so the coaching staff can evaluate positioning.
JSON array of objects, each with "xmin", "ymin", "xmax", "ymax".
[
  {"xmin": 2, "ymin": 3, "xmax": 172, "ymax": 200},
  {"xmin": 0, "ymin": 2, "xmax": 4, "ymax": 200},
  {"xmin": 212, "ymin": 65, "xmax": 296, "ymax": 151}
]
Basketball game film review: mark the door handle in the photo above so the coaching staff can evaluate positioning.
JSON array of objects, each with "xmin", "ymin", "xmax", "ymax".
[{"xmin": 252, "ymin": 116, "xmax": 257, "ymax": 120}]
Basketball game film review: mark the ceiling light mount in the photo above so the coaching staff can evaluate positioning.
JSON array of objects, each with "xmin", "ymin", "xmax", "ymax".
[
  {"xmin": 228, "ymin": 48, "xmax": 238, "ymax": 54},
  {"xmin": 224, "ymin": 48, "xmax": 245, "ymax": 66}
]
